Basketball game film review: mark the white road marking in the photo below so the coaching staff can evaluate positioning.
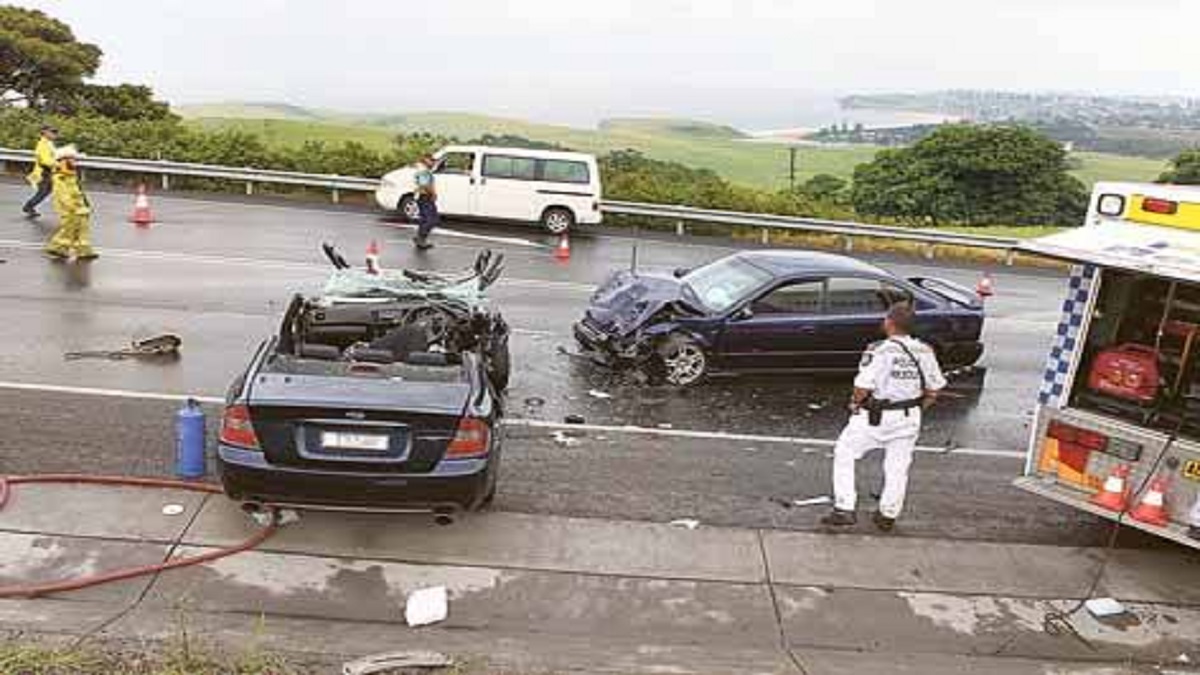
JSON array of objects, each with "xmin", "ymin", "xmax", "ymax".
[
  {"xmin": 0, "ymin": 380, "xmax": 1025, "ymax": 459},
  {"xmin": 0, "ymin": 238, "xmax": 594, "ymax": 293},
  {"xmin": 505, "ymin": 418, "xmax": 1026, "ymax": 460}
]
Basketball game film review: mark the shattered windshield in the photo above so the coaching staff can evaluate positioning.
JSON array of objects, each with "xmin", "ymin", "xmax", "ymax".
[
  {"xmin": 322, "ymin": 269, "xmax": 488, "ymax": 305},
  {"xmin": 683, "ymin": 257, "xmax": 774, "ymax": 313}
]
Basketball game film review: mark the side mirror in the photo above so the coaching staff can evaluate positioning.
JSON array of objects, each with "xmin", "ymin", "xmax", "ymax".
[{"xmin": 672, "ymin": 267, "xmax": 690, "ymax": 279}]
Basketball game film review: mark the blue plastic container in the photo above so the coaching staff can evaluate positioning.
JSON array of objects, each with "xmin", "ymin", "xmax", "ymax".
[{"xmin": 175, "ymin": 398, "xmax": 207, "ymax": 479}]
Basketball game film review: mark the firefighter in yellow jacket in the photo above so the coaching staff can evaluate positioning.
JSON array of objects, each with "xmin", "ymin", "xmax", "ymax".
[
  {"xmin": 45, "ymin": 145, "xmax": 98, "ymax": 261},
  {"xmin": 23, "ymin": 125, "xmax": 58, "ymax": 218}
]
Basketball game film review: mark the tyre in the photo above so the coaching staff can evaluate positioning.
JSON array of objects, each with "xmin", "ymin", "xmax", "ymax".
[
  {"xmin": 398, "ymin": 194, "xmax": 420, "ymax": 223},
  {"xmin": 541, "ymin": 207, "xmax": 575, "ymax": 235},
  {"xmin": 657, "ymin": 334, "xmax": 709, "ymax": 387}
]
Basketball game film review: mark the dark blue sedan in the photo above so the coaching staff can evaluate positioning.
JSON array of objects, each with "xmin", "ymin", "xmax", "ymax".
[{"xmin": 573, "ymin": 250, "xmax": 985, "ymax": 386}]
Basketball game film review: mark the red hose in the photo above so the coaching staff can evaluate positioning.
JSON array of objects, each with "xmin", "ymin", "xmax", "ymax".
[{"xmin": 0, "ymin": 474, "xmax": 277, "ymax": 599}]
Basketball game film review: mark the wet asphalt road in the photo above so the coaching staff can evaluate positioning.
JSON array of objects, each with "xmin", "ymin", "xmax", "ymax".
[{"xmin": 0, "ymin": 181, "xmax": 1124, "ymax": 546}]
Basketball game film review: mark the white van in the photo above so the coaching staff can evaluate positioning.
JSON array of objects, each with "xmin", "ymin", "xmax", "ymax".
[{"xmin": 375, "ymin": 145, "xmax": 603, "ymax": 234}]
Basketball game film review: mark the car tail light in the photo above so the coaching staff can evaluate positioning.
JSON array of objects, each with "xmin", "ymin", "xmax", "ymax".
[
  {"xmin": 219, "ymin": 404, "xmax": 260, "ymax": 450},
  {"xmin": 1142, "ymin": 197, "xmax": 1178, "ymax": 215},
  {"xmin": 446, "ymin": 417, "xmax": 490, "ymax": 458}
]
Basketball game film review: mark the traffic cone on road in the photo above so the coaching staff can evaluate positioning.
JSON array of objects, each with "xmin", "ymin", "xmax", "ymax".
[
  {"xmin": 130, "ymin": 183, "xmax": 154, "ymax": 226},
  {"xmin": 1091, "ymin": 464, "xmax": 1131, "ymax": 512},
  {"xmin": 1129, "ymin": 476, "xmax": 1171, "ymax": 527},
  {"xmin": 976, "ymin": 272, "xmax": 995, "ymax": 298},
  {"xmin": 554, "ymin": 233, "xmax": 571, "ymax": 263},
  {"xmin": 365, "ymin": 240, "xmax": 382, "ymax": 275}
]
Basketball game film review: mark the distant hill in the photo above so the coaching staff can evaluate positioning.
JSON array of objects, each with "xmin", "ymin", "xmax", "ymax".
[{"xmin": 176, "ymin": 102, "xmax": 1166, "ymax": 188}]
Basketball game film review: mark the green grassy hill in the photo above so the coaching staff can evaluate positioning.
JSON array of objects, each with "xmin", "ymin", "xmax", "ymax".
[{"xmin": 176, "ymin": 104, "xmax": 1172, "ymax": 189}]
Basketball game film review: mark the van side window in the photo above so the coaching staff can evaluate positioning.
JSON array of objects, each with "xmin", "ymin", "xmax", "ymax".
[
  {"xmin": 542, "ymin": 159, "xmax": 590, "ymax": 184},
  {"xmin": 482, "ymin": 155, "xmax": 537, "ymax": 181}
]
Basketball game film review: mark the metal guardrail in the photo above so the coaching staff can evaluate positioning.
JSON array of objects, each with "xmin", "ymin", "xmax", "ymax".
[{"xmin": 1, "ymin": 147, "xmax": 1022, "ymax": 258}]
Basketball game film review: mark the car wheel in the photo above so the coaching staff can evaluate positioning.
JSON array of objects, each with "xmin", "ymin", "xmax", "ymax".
[
  {"xmin": 398, "ymin": 194, "xmax": 420, "ymax": 223},
  {"xmin": 657, "ymin": 334, "xmax": 708, "ymax": 387},
  {"xmin": 541, "ymin": 207, "xmax": 574, "ymax": 235}
]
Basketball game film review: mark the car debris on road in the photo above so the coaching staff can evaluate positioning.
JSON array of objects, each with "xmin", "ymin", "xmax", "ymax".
[{"xmin": 64, "ymin": 333, "xmax": 182, "ymax": 361}]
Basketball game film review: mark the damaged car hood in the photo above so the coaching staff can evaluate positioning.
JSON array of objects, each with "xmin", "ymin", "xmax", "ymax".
[{"xmin": 585, "ymin": 270, "xmax": 706, "ymax": 336}]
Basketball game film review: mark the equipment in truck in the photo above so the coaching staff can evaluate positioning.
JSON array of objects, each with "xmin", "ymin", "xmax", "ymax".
[{"xmin": 1015, "ymin": 181, "xmax": 1200, "ymax": 550}]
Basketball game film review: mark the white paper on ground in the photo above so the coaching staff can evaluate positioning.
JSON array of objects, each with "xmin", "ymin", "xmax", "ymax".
[
  {"xmin": 405, "ymin": 586, "xmax": 449, "ymax": 627},
  {"xmin": 1084, "ymin": 597, "xmax": 1127, "ymax": 618}
]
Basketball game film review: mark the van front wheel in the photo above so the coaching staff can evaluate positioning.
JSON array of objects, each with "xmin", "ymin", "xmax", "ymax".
[
  {"xmin": 541, "ymin": 207, "xmax": 575, "ymax": 235},
  {"xmin": 398, "ymin": 194, "xmax": 421, "ymax": 223}
]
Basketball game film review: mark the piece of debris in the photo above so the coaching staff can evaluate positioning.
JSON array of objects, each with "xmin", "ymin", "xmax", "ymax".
[
  {"xmin": 343, "ymin": 651, "xmax": 453, "ymax": 675},
  {"xmin": 278, "ymin": 508, "xmax": 301, "ymax": 526},
  {"xmin": 523, "ymin": 396, "xmax": 546, "ymax": 409},
  {"xmin": 658, "ymin": 423, "xmax": 673, "ymax": 429},
  {"xmin": 405, "ymin": 586, "xmax": 449, "ymax": 627},
  {"xmin": 551, "ymin": 430, "xmax": 580, "ymax": 447},
  {"xmin": 792, "ymin": 495, "xmax": 833, "ymax": 508},
  {"xmin": 1084, "ymin": 597, "xmax": 1128, "ymax": 619},
  {"xmin": 160, "ymin": 504, "xmax": 185, "ymax": 517},
  {"xmin": 64, "ymin": 333, "xmax": 182, "ymax": 361},
  {"xmin": 247, "ymin": 507, "xmax": 301, "ymax": 528},
  {"xmin": 807, "ymin": 402, "xmax": 826, "ymax": 412},
  {"xmin": 669, "ymin": 518, "xmax": 700, "ymax": 530},
  {"xmin": 564, "ymin": 414, "xmax": 586, "ymax": 425},
  {"xmin": 1179, "ymin": 653, "xmax": 1192, "ymax": 664},
  {"xmin": 588, "ymin": 389, "xmax": 612, "ymax": 400}
]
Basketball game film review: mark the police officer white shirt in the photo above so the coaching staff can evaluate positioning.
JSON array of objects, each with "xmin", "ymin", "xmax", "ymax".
[{"xmin": 854, "ymin": 335, "xmax": 947, "ymax": 403}]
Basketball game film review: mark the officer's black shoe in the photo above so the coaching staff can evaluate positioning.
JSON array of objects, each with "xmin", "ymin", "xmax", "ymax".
[
  {"xmin": 1188, "ymin": 525, "xmax": 1200, "ymax": 542},
  {"xmin": 820, "ymin": 509, "xmax": 857, "ymax": 527},
  {"xmin": 872, "ymin": 511, "xmax": 896, "ymax": 533}
]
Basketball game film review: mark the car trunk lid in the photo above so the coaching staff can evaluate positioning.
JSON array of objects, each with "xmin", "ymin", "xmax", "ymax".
[{"xmin": 246, "ymin": 357, "xmax": 473, "ymax": 473}]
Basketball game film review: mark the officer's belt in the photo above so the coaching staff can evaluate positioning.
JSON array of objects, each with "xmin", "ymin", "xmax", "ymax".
[{"xmin": 871, "ymin": 397, "xmax": 924, "ymax": 411}]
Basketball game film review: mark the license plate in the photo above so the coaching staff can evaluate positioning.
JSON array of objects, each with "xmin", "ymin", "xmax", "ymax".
[{"xmin": 321, "ymin": 431, "xmax": 390, "ymax": 452}]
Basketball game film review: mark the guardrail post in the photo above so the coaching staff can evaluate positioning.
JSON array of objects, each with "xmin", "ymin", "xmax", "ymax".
[
  {"xmin": 161, "ymin": 174, "xmax": 170, "ymax": 191},
  {"xmin": 760, "ymin": 228, "xmax": 769, "ymax": 245},
  {"xmin": 675, "ymin": 220, "xmax": 686, "ymax": 237},
  {"xmin": 1004, "ymin": 249, "xmax": 1016, "ymax": 266},
  {"xmin": 331, "ymin": 187, "xmax": 340, "ymax": 204},
  {"xmin": 245, "ymin": 181, "xmax": 254, "ymax": 196},
  {"xmin": 842, "ymin": 235, "xmax": 854, "ymax": 253},
  {"xmin": 923, "ymin": 243, "xmax": 936, "ymax": 260}
]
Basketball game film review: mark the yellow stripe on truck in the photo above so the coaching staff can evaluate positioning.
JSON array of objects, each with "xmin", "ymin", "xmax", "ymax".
[{"xmin": 1128, "ymin": 194, "xmax": 1200, "ymax": 231}]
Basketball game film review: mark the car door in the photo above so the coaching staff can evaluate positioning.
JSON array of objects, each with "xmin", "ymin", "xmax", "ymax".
[
  {"xmin": 813, "ymin": 276, "xmax": 913, "ymax": 369},
  {"xmin": 476, "ymin": 154, "xmax": 538, "ymax": 222},
  {"xmin": 432, "ymin": 151, "xmax": 475, "ymax": 216},
  {"xmin": 716, "ymin": 278, "xmax": 826, "ymax": 371}
]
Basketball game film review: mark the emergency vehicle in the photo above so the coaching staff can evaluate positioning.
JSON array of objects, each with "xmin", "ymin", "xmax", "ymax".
[{"xmin": 1017, "ymin": 182, "xmax": 1200, "ymax": 549}]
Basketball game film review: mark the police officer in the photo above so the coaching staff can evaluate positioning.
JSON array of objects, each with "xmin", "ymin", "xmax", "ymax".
[
  {"xmin": 821, "ymin": 303, "xmax": 946, "ymax": 532},
  {"xmin": 413, "ymin": 154, "xmax": 439, "ymax": 250}
]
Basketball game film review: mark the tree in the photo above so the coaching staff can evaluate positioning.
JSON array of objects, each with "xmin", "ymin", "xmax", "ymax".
[
  {"xmin": 64, "ymin": 83, "xmax": 175, "ymax": 121},
  {"xmin": 851, "ymin": 124, "xmax": 1087, "ymax": 226},
  {"xmin": 797, "ymin": 174, "xmax": 847, "ymax": 202},
  {"xmin": 1159, "ymin": 149, "xmax": 1200, "ymax": 184},
  {"xmin": 0, "ymin": 5, "xmax": 101, "ymax": 108}
]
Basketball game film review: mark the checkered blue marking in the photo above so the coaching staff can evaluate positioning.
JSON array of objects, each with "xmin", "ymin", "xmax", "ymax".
[{"xmin": 1038, "ymin": 264, "xmax": 1097, "ymax": 405}]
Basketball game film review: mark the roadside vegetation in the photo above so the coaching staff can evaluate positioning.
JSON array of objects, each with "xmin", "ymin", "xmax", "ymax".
[{"xmin": 0, "ymin": 4, "xmax": 1185, "ymax": 235}]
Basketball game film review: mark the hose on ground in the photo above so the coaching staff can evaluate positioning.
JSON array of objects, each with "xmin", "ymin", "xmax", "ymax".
[{"xmin": 0, "ymin": 473, "xmax": 278, "ymax": 599}]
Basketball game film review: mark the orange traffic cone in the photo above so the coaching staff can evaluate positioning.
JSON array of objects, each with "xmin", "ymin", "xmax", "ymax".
[
  {"xmin": 365, "ymin": 240, "xmax": 381, "ymax": 275},
  {"xmin": 976, "ymin": 272, "xmax": 994, "ymax": 298},
  {"xmin": 130, "ymin": 183, "xmax": 153, "ymax": 226},
  {"xmin": 554, "ymin": 233, "xmax": 571, "ymax": 263},
  {"xmin": 1129, "ymin": 476, "xmax": 1170, "ymax": 527},
  {"xmin": 1091, "ymin": 464, "xmax": 1131, "ymax": 512}
]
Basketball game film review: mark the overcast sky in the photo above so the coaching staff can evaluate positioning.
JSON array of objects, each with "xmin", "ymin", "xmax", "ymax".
[{"xmin": 14, "ymin": 0, "xmax": 1200, "ymax": 128}]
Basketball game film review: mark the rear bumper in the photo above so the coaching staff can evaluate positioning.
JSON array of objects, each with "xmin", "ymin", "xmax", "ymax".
[{"xmin": 217, "ymin": 445, "xmax": 493, "ymax": 513}]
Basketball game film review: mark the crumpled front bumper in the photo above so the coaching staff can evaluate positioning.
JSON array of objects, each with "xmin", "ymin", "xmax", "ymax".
[{"xmin": 573, "ymin": 318, "xmax": 647, "ymax": 364}]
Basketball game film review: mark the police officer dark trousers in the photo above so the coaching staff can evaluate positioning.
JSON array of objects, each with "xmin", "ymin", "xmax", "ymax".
[{"xmin": 821, "ymin": 303, "xmax": 947, "ymax": 532}]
